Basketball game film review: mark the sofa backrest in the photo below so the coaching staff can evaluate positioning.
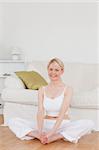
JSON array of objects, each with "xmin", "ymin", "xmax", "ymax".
[{"xmin": 26, "ymin": 61, "xmax": 99, "ymax": 93}]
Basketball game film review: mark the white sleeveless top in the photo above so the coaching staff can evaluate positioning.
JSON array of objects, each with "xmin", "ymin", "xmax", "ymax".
[{"xmin": 43, "ymin": 87, "xmax": 69, "ymax": 117}]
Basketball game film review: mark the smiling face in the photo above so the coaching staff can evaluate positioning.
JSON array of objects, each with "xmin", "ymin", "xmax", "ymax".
[{"xmin": 47, "ymin": 61, "xmax": 64, "ymax": 81}]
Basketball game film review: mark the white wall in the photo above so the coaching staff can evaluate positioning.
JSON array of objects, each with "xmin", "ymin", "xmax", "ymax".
[
  {"xmin": 0, "ymin": 2, "xmax": 97, "ymax": 63},
  {"xmin": 98, "ymin": 2, "xmax": 99, "ymax": 63},
  {"xmin": 0, "ymin": 0, "xmax": 96, "ymax": 3}
]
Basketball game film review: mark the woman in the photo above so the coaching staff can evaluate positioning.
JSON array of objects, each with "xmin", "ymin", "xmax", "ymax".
[{"xmin": 8, "ymin": 58, "xmax": 94, "ymax": 144}]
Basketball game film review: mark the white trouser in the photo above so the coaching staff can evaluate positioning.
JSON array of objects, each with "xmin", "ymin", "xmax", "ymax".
[{"xmin": 8, "ymin": 117, "xmax": 94, "ymax": 143}]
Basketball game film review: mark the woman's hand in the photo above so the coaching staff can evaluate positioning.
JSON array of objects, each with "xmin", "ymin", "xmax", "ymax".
[
  {"xmin": 40, "ymin": 132, "xmax": 48, "ymax": 144},
  {"xmin": 41, "ymin": 134, "xmax": 48, "ymax": 144},
  {"xmin": 40, "ymin": 130, "xmax": 55, "ymax": 144}
]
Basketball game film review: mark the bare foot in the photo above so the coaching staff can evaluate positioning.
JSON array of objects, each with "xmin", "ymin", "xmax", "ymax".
[
  {"xmin": 27, "ymin": 130, "xmax": 41, "ymax": 140},
  {"xmin": 46, "ymin": 133, "xmax": 63, "ymax": 144}
]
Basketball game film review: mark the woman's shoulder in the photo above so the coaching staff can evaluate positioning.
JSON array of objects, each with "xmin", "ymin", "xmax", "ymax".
[
  {"xmin": 64, "ymin": 84, "xmax": 73, "ymax": 95},
  {"xmin": 38, "ymin": 85, "xmax": 48, "ymax": 93},
  {"xmin": 64, "ymin": 84, "xmax": 73, "ymax": 89}
]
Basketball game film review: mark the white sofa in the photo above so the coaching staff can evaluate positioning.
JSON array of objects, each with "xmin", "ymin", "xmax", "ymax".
[{"xmin": 1, "ymin": 61, "xmax": 99, "ymax": 131}]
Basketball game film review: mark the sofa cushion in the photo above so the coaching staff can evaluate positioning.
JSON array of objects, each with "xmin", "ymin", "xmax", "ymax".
[
  {"xmin": 2, "ymin": 88, "xmax": 38, "ymax": 105},
  {"xmin": 71, "ymin": 88, "xmax": 99, "ymax": 109},
  {"xmin": 2, "ymin": 87, "xmax": 98, "ymax": 109},
  {"xmin": 15, "ymin": 71, "xmax": 48, "ymax": 90}
]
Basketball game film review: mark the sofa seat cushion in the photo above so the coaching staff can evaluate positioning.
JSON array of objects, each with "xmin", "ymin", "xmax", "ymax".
[
  {"xmin": 71, "ymin": 88, "xmax": 99, "ymax": 109},
  {"xmin": 2, "ymin": 88, "xmax": 38, "ymax": 105},
  {"xmin": 2, "ymin": 88, "xmax": 99, "ymax": 109}
]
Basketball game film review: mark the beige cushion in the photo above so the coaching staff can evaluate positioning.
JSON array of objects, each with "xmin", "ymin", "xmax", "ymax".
[{"xmin": 16, "ymin": 71, "xmax": 47, "ymax": 90}]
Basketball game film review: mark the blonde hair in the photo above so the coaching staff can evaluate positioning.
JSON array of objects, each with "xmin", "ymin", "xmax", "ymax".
[{"xmin": 47, "ymin": 58, "xmax": 64, "ymax": 70}]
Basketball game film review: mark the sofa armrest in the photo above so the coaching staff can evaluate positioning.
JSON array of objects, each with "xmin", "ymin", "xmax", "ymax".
[
  {"xmin": 4, "ymin": 75, "xmax": 25, "ymax": 89},
  {"xmin": 1, "ymin": 88, "xmax": 38, "ymax": 105}
]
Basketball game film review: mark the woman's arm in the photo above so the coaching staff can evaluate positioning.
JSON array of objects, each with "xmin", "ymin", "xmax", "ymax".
[
  {"xmin": 37, "ymin": 87, "xmax": 45, "ymax": 134},
  {"xmin": 46, "ymin": 87, "xmax": 73, "ymax": 137}
]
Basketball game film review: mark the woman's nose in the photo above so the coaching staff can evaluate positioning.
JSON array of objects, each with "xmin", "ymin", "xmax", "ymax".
[{"xmin": 52, "ymin": 70, "xmax": 56, "ymax": 74}]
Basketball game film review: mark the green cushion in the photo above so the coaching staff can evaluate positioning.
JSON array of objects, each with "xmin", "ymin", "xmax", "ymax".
[{"xmin": 15, "ymin": 71, "xmax": 48, "ymax": 90}]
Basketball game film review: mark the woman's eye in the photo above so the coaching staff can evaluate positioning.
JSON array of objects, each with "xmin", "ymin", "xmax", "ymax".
[
  {"xmin": 49, "ymin": 68, "xmax": 59, "ymax": 72},
  {"xmin": 49, "ymin": 68, "xmax": 53, "ymax": 71}
]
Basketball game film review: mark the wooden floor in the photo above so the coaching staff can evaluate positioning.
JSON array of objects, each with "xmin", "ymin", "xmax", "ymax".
[{"xmin": 0, "ymin": 115, "xmax": 99, "ymax": 150}]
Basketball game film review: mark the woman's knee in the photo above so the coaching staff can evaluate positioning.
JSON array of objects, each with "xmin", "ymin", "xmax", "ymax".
[
  {"xmin": 8, "ymin": 117, "xmax": 21, "ymax": 126},
  {"xmin": 87, "ymin": 120, "xmax": 94, "ymax": 129},
  {"xmin": 80, "ymin": 119, "xmax": 94, "ymax": 129},
  {"xmin": 76, "ymin": 119, "xmax": 94, "ymax": 129}
]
